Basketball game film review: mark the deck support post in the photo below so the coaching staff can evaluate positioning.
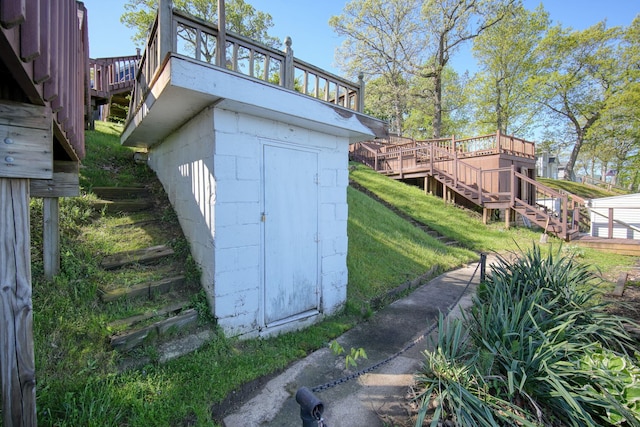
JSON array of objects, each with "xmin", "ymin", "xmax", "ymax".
[
  {"xmin": 504, "ymin": 208, "xmax": 511, "ymax": 229},
  {"xmin": 483, "ymin": 208, "xmax": 490, "ymax": 225},
  {"xmin": 0, "ymin": 178, "xmax": 37, "ymax": 427},
  {"xmin": 43, "ymin": 198, "xmax": 60, "ymax": 279}
]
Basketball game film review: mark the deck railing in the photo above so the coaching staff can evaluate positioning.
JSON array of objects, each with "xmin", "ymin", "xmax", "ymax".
[
  {"xmin": 128, "ymin": 0, "xmax": 364, "ymax": 125},
  {"xmin": 0, "ymin": 0, "xmax": 90, "ymax": 159},
  {"xmin": 90, "ymin": 53, "xmax": 140, "ymax": 97}
]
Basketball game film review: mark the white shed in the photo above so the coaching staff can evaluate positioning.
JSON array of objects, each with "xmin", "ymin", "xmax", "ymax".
[
  {"xmin": 589, "ymin": 193, "xmax": 640, "ymax": 240},
  {"xmin": 120, "ymin": 5, "xmax": 386, "ymax": 338}
]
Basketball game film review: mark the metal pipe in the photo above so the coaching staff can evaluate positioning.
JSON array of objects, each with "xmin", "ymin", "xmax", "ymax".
[{"xmin": 296, "ymin": 387, "xmax": 324, "ymax": 427}]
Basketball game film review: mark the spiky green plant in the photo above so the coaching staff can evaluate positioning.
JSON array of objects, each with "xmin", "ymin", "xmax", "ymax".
[{"xmin": 414, "ymin": 245, "xmax": 640, "ymax": 427}]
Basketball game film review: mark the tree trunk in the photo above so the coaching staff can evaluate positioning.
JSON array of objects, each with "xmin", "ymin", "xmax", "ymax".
[
  {"xmin": 432, "ymin": 70, "xmax": 442, "ymax": 138},
  {"xmin": 564, "ymin": 134, "xmax": 582, "ymax": 181},
  {"xmin": 0, "ymin": 178, "xmax": 37, "ymax": 427}
]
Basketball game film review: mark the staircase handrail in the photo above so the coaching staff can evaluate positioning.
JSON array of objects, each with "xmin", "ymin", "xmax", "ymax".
[{"xmin": 589, "ymin": 206, "xmax": 640, "ymax": 238}]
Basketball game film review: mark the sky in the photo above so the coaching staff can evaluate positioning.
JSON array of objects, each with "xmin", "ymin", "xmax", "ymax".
[{"xmin": 83, "ymin": 0, "xmax": 639, "ymax": 77}]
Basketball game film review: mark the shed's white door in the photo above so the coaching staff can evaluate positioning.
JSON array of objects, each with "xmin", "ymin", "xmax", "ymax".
[{"xmin": 263, "ymin": 144, "xmax": 319, "ymax": 325}]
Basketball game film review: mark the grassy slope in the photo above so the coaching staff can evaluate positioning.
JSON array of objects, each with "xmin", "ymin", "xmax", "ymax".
[
  {"xmin": 538, "ymin": 177, "xmax": 623, "ymax": 199},
  {"xmin": 29, "ymin": 123, "xmax": 638, "ymax": 426}
]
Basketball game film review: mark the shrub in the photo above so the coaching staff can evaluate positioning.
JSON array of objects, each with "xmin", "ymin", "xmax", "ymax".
[{"xmin": 414, "ymin": 245, "xmax": 640, "ymax": 426}]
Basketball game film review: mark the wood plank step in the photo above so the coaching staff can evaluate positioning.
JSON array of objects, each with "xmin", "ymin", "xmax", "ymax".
[
  {"xmin": 92, "ymin": 199, "xmax": 154, "ymax": 213},
  {"xmin": 92, "ymin": 186, "xmax": 151, "ymax": 200},
  {"xmin": 101, "ymin": 245, "xmax": 175, "ymax": 270},
  {"xmin": 109, "ymin": 301, "xmax": 188, "ymax": 329},
  {"xmin": 110, "ymin": 308, "xmax": 199, "ymax": 352},
  {"xmin": 100, "ymin": 274, "xmax": 186, "ymax": 302}
]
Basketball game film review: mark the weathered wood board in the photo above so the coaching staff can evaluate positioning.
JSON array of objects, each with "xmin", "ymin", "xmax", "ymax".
[{"xmin": 0, "ymin": 101, "xmax": 52, "ymax": 180}]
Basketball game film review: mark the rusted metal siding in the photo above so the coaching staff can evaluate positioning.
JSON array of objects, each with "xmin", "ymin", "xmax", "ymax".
[{"xmin": 0, "ymin": 0, "xmax": 89, "ymax": 160}]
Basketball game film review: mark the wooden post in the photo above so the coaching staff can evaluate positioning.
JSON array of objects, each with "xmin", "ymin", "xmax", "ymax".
[
  {"xmin": 0, "ymin": 178, "xmax": 37, "ymax": 427},
  {"xmin": 158, "ymin": 0, "xmax": 173, "ymax": 67},
  {"xmin": 216, "ymin": 0, "xmax": 226, "ymax": 67},
  {"xmin": 283, "ymin": 37, "xmax": 294, "ymax": 89},
  {"xmin": 31, "ymin": 160, "xmax": 79, "ymax": 280},
  {"xmin": 1, "ymin": 101, "xmax": 52, "ymax": 426},
  {"xmin": 504, "ymin": 208, "xmax": 511, "ymax": 229},
  {"xmin": 483, "ymin": 208, "xmax": 489, "ymax": 225},
  {"xmin": 43, "ymin": 198, "xmax": 60, "ymax": 279},
  {"xmin": 608, "ymin": 207, "xmax": 614, "ymax": 239},
  {"xmin": 358, "ymin": 72, "xmax": 365, "ymax": 113}
]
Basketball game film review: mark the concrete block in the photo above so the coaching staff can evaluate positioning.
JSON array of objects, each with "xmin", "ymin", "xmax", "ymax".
[{"xmin": 215, "ymin": 223, "xmax": 261, "ymax": 249}]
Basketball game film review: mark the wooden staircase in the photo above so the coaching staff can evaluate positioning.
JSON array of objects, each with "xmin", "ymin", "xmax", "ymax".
[
  {"xmin": 91, "ymin": 184, "xmax": 215, "ymax": 369},
  {"xmin": 351, "ymin": 135, "xmax": 584, "ymax": 241}
]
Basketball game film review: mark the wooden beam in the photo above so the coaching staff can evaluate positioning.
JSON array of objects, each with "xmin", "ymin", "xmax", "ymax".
[
  {"xmin": 0, "ymin": 101, "xmax": 52, "ymax": 180},
  {"xmin": 0, "ymin": 178, "xmax": 37, "ymax": 426},
  {"xmin": 30, "ymin": 161, "xmax": 79, "ymax": 197}
]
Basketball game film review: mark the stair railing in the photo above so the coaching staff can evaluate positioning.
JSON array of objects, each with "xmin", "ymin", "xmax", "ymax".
[{"xmin": 513, "ymin": 169, "xmax": 578, "ymax": 239}]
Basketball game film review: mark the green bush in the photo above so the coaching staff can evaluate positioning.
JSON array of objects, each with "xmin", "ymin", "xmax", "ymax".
[{"xmin": 414, "ymin": 245, "xmax": 640, "ymax": 426}]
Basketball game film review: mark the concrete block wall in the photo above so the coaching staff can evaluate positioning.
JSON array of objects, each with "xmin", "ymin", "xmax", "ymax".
[
  {"xmin": 147, "ymin": 104, "xmax": 350, "ymax": 338},
  {"xmin": 147, "ymin": 107, "xmax": 217, "ymax": 301}
]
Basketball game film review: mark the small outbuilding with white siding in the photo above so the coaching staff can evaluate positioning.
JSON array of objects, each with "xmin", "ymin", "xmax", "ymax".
[{"xmin": 589, "ymin": 193, "xmax": 640, "ymax": 240}]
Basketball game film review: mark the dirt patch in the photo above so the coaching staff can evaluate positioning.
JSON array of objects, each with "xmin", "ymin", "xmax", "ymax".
[
  {"xmin": 210, "ymin": 369, "xmax": 283, "ymax": 424},
  {"xmin": 602, "ymin": 260, "xmax": 640, "ymax": 340}
]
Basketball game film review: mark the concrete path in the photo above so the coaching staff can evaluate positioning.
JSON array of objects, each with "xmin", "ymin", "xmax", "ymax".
[{"xmin": 223, "ymin": 259, "xmax": 488, "ymax": 427}]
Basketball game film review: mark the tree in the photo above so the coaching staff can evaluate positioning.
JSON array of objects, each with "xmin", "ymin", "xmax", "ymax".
[
  {"xmin": 470, "ymin": 4, "xmax": 549, "ymax": 136},
  {"xmin": 404, "ymin": 65, "xmax": 471, "ymax": 138},
  {"xmin": 329, "ymin": 0, "xmax": 426, "ymax": 134},
  {"xmin": 121, "ymin": 0, "xmax": 279, "ymax": 50},
  {"xmin": 419, "ymin": 0, "xmax": 517, "ymax": 138},
  {"xmin": 534, "ymin": 22, "xmax": 622, "ymax": 181}
]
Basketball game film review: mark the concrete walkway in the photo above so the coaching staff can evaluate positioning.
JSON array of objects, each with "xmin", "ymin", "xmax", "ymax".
[{"xmin": 223, "ymin": 259, "xmax": 488, "ymax": 427}]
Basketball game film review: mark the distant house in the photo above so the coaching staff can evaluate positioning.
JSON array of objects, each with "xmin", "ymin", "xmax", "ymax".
[
  {"xmin": 536, "ymin": 151, "xmax": 559, "ymax": 179},
  {"xmin": 589, "ymin": 193, "xmax": 640, "ymax": 240}
]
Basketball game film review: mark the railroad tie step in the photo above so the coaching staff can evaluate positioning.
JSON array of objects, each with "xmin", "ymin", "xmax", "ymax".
[
  {"xmin": 109, "ymin": 303, "xmax": 198, "ymax": 352},
  {"xmin": 100, "ymin": 274, "xmax": 186, "ymax": 302},
  {"xmin": 101, "ymin": 245, "xmax": 175, "ymax": 270},
  {"xmin": 92, "ymin": 198, "xmax": 154, "ymax": 213},
  {"xmin": 92, "ymin": 186, "xmax": 151, "ymax": 200}
]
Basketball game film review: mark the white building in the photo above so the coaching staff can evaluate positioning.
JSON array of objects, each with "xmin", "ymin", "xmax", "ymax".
[
  {"xmin": 121, "ymin": 5, "xmax": 385, "ymax": 338},
  {"xmin": 589, "ymin": 193, "xmax": 640, "ymax": 240}
]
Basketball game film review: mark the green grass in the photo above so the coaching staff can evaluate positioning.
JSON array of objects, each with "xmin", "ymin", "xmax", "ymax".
[
  {"xmin": 350, "ymin": 163, "xmax": 544, "ymax": 252},
  {"xmin": 28, "ymin": 123, "xmax": 640, "ymax": 426},
  {"xmin": 538, "ymin": 177, "xmax": 623, "ymax": 199}
]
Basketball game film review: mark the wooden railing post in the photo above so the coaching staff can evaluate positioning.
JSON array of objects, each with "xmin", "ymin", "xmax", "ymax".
[
  {"xmin": 358, "ymin": 72, "xmax": 365, "ymax": 113},
  {"xmin": 284, "ymin": 36, "xmax": 294, "ymax": 89},
  {"xmin": 510, "ymin": 164, "xmax": 516, "ymax": 206},
  {"xmin": 496, "ymin": 129, "xmax": 501, "ymax": 151},
  {"xmin": 430, "ymin": 143, "xmax": 434, "ymax": 174},
  {"xmin": 216, "ymin": 0, "xmax": 226, "ymax": 67},
  {"xmin": 453, "ymin": 149, "xmax": 458, "ymax": 187},
  {"xmin": 608, "ymin": 208, "xmax": 614, "ymax": 239},
  {"xmin": 158, "ymin": 0, "xmax": 172, "ymax": 67},
  {"xmin": 562, "ymin": 194, "xmax": 568, "ymax": 239},
  {"xmin": 477, "ymin": 168, "xmax": 482, "ymax": 202}
]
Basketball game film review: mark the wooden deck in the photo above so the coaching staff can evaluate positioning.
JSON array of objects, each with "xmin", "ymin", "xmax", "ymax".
[
  {"xmin": 125, "ymin": 0, "xmax": 365, "ymax": 131},
  {"xmin": 571, "ymin": 235, "xmax": 640, "ymax": 256},
  {"xmin": 351, "ymin": 132, "xmax": 584, "ymax": 241},
  {"xmin": 89, "ymin": 54, "xmax": 140, "ymax": 122}
]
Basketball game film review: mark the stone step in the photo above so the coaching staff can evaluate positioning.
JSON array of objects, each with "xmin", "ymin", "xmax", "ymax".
[
  {"xmin": 101, "ymin": 245, "xmax": 175, "ymax": 270},
  {"xmin": 100, "ymin": 274, "xmax": 186, "ymax": 302},
  {"xmin": 109, "ymin": 303, "xmax": 199, "ymax": 352},
  {"xmin": 92, "ymin": 186, "xmax": 151, "ymax": 200}
]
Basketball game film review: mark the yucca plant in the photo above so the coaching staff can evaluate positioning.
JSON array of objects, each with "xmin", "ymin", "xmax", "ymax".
[{"xmin": 414, "ymin": 245, "xmax": 640, "ymax": 426}]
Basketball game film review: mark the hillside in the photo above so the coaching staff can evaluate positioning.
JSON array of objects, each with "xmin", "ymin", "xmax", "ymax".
[
  {"xmin": 26, "ymin": 122, "xmax": 638, "ymax": 426},
  {"xmin": 538, "ymin": 177, "xmax": 626, "ymax": 200}
]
